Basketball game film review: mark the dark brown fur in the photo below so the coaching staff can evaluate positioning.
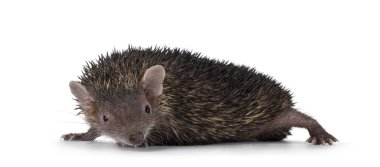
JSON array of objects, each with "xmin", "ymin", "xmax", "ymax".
[{"xmin": 62, "ymin": 46, "xmax": 337, "ymax": 147}]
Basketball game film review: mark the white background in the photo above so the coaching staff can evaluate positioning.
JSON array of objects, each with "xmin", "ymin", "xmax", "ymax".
[{"xmin": 0, "ymin": 0, "xmax": 379, "ymax": 166}]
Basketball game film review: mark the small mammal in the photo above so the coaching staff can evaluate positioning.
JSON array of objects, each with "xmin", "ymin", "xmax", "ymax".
[{"xmin": 62, "ymin": 46, "xmax": 337, "ymax": 147}]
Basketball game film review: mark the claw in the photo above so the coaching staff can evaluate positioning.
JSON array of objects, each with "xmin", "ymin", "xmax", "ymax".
[
  {"xmin": 320, "ymin": 138, "xmax": 326, "ymax": 145},
  {"xmin": 312, "ymin": 138, "xmax": 317, "ymax": 145},
  {"xmin": 61, "ymin": 133, "xmax": 76, "ymax": 141},
  {"xmin": 327, "ymin": 139, "xmax": 333, "ymax": 145},
  {"xmin": 307, "ymin": 131, "xmax": 337, "ymax": 145},
  {"xmin": 143, "ymin": 141, "xmax": 149, "ymax": 148},
  {"xmin": 117, "ymin": 142, "xmax": 130, "ymax": 148}
]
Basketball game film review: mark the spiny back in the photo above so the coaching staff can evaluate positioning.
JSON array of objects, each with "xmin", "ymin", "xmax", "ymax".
[{"xmin": 79, "ymin": 47, "xmax": 201, "ymax": 99}]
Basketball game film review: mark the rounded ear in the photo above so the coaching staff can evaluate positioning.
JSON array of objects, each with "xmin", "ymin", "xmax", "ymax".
[
  {"xmin": 69, "ymin": 81, "xmax": 94, "ymax": 110},
  {"xmin": 142, "ymin": 65, "xmax": 166, "ymax": 97}
]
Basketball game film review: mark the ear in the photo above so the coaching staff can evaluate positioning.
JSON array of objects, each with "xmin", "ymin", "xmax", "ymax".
[
  {"xmin": 69, "ymin": 81, "xmax": 94, "ymax": 110},
  {"xmin": 142, "ymin": 65, "xmax": 166, "ymax": 97}
]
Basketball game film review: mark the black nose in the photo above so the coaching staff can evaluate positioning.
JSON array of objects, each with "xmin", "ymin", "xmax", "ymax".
[{"xmin": 129, "ymin": 132, "xmax": 143, "ymax": 145}]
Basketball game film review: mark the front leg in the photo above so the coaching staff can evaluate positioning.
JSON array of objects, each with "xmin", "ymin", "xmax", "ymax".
[{"xmin": 61, "ymin": 127, "xmax": 100, "ymax": 141}]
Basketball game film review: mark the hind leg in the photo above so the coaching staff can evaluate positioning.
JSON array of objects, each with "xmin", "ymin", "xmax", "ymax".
[
  {"xmin": 255, "ymin": 128, "xmax": 291, "ymax": 141},
  {"xmin": 255, "ymin": 108, "xmax": 337, "ymax": 145}
]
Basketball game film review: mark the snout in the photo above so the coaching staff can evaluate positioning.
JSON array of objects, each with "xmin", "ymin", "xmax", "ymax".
[{"xmin": 129, "ymin": 132, "xmax": 144, "ymax": 146}]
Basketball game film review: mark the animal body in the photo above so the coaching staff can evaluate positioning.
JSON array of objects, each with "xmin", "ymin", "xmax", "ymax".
[{"xmin": 62, "ymin": 47, "xmax": 337, "ymax": 147}]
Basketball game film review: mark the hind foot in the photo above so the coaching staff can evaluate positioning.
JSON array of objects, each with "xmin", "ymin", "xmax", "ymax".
[{"xmin": 306, "ymin": 130, "xmax": 338, "ymax": 145}]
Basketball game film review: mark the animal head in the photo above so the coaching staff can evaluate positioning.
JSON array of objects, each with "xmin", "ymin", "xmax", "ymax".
[{"xmin": 69, "ymin": 65, "xmax": 165, "ymax": 146}]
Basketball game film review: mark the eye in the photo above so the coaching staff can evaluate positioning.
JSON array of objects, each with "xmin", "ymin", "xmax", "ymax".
[
  {"xmin": 145, "ymin": 105, "xmax": 150, "ymax": 114},
  {"xmin": 103, "ymin": 115, "xmax": 109, "ymax": 122}
]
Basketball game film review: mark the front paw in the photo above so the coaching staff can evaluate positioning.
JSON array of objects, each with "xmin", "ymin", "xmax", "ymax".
[
  {"xmin": 61, "ymin": 133, "xmax": 93, "ymax": 141},
  {"xmin": 116, "ymin": 142, "xmax": 149, "ymax": 148},
  {"xmin": 306, "ymin": 131, "xmax": 338, "ymax": 145},
  {"xmin": 116, "ymin": 142, "xmax": 133, "ymax": 148}
]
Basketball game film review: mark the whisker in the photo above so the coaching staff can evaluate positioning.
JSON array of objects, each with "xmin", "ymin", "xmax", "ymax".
[{"xmin": 59, "ymin": 121, "xmax": 87, "ymax": 124}]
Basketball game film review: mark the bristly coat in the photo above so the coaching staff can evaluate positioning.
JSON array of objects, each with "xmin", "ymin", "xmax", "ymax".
[{"xmin": 63, "ymin": 46, "xmax": 337, "ymax": 146}]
